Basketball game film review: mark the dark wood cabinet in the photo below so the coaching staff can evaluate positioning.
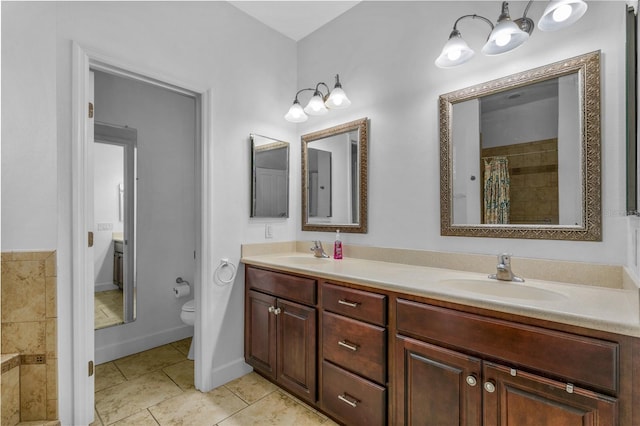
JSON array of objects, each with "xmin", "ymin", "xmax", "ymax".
[
  {"xmin": 395, "ymin": 335, "xmax": 482, "ymax": 426},
  {"xmin": 394, "ymin": 298, "xmax": 619, "ymax": 426},
  {"xmin": 482, "ymin": 361, "xmax": 617, "ymax": 426},
  {"xmin": 245, "ymin": 267, "xmax": 317, "ymax": 404},
  {"xmin": 113, "ymin": 240, "xmax": 123, "ymax": 289},
  {"xmin": 244, "ymin": 264, "xmax": 637, "ymax": 425},
  {"xmin": 321, "ymin": 282, "xmax": 388, "ymax": 425}
]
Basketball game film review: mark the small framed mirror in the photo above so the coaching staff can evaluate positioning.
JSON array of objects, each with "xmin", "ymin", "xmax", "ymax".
[
  {"xmin": 302, "ymin": 117, "xmax": 368, "ymax": 233},
  {"xmin": 250, "ymin": 134, "xmax": 290, "ymax": 218},
  {"xmin": 440, "ymin": 51, "xmax": 601, "ymax": 240}
]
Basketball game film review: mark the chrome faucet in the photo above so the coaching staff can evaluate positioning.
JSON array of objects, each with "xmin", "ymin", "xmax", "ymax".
[
  {"xmin": 488, "ymin": 253, "xmax": 524, "ymax": 282},
  {"xmin": 310, "ymin": 241, "xmax": 330, "ymax": 258}
]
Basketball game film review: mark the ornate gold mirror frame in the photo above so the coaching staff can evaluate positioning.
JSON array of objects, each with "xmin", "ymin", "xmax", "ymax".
[
  {"xmin": 440, "ymin": 51, "xmax": 601, "ymax": 240},
  {"xmin": 302, "ymin": 117, "xmax": 368, "ymax": 233}
]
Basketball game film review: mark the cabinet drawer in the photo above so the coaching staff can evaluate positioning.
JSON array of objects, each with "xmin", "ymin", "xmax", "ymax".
[
  {"xmin": 322, "ymin": 282, "xmax": 387, "ymax": 326},
  {"xmin": 322, "ymin": 361, "xmax": 386, "ymax": 426},
  {"xmin": 397, "ymin": 299, "xmax": 619, "ymax": 394},
  {"xmin": 323, "ymin": 311, "xmax": 386, "ymax": 384},
  {"xmin": 246, "ymin": 266, "xmax": 316, "ymax": 305}
]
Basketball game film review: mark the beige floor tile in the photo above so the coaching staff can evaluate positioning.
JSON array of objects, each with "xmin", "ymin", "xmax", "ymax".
[
  {"xmin": 110, "ymin": 409, "xmax": 159, "ymax": 425},
  {"xmin": 95, "ymin": 370, "xmax": 183, "ymax": 425},
  {"xmin": 224, "ymin": 372, "xmax": 277, "ymax": 405},
  {"xmin": 149, "ymin": 388, "xmax": 247, "ymax": 426},
  {"xmin": 217, "ymin": 390, "xmax": 326, "ymax": 426},
  {"xmin": 162, "ymin": 360, "xmax": 194, "ymax": 390},
  {"xmin": 170, "ymin": 338, "xmax": 192, "ymax": 357},
  {"xmin": 95, "ymin": 362, "xmax": 126, "ymax": 392},
  {"xmin": 95, "ymin": 290, "xmax": 124, "ymax": 330},
  {"xmin": 114, "ymin": 345, "xmax": 186, "ymax": 379}
]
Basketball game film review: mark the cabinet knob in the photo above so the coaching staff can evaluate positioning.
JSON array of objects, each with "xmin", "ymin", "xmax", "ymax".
[
  {"xmin": 484, "ymin": 381, "xmax": 496, "ymax": 393},
  {"xmin": 268, "ymin": 306, "xmax": 281, "ymax": 315},
  {"xmin": 466, "ymin": 375, "xmax": 477, "ymax": 387}
]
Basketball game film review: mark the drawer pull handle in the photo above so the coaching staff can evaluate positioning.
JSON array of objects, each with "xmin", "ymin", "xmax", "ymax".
[
  {"xmin": 268, "ymin": 306, "xmax": 275, "ymax": 313},
  {"xmin": 338, "ymin": 299, "xmax": 359, "ymax": 308},
  {"xmin": 338, "ymin": 340, "xmax": 359, "ymax": 351},
  {"xmin": 338, "ymin": 393, "xmax": 358, "ymax": 408},
  {"xmin": 484, "ymin": 381, "xmax": 496, "ymax": 393}
]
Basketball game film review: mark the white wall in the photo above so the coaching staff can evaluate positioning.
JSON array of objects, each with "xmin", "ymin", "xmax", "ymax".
[
  {"xmin": 1, "ymin": 2, "xmax": 58, "ymax": 250},
  {"xmin": 297, "ymin": 1, "xmax": 629, "ymax": 266},
  {"xmin": 2, "ymin": 2, "xmax": 298, "ymax": 423}
]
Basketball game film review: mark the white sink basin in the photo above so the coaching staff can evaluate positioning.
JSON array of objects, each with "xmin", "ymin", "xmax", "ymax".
[{"xmin": 441, "ymin": 279, "xmax": 567, "ymax": 302}]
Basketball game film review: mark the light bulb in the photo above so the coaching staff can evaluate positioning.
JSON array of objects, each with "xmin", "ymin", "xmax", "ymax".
[
  {"xmin": 447, "ymin": 49, "xmax": 462, "ymax": 61},
  {"xmin": 553, "ymin": 4, "xmax": 572, "ymax": 22},
  {"xmin": 495, "ymin": 33, "xmax": 511, "ymax": 47}
]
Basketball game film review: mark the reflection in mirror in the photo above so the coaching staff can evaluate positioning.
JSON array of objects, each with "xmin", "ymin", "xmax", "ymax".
[
  {"xmin": 250, "ymin": 134, "xmax": 290, "ymax": 218},
  {"xmin": 440, "ymin": 51, "xmax": 601, "ymax": 240},
  {"xmin": 302, "ymin": 118, "xmax": 368, "ymax": 233},
  {"xmin": 94, "ymin": 122, "xmax": 137, "ymax": 329}
]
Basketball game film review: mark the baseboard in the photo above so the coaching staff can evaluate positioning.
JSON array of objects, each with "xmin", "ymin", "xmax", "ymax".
[
  {"xmin": 207, "ymin": 358, "xmax": 253, "ymax": 390},
  {"xmin": 95, "ymin": 325, "xmax": 193, "ymax": 364},
  {"xmin": 95, "ymin": 282, "xmax": 119, "ymax": 292}
]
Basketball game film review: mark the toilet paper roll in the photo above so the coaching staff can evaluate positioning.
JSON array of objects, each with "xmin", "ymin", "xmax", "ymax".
[{"xmin": 173, "ymin": 283, "xmax": 190, "ymax": 298}]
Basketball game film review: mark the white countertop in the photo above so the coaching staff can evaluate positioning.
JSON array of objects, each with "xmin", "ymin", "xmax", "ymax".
[{"xmin": 241, "ymin": 252, "xmax": 640, "ymax": 337}]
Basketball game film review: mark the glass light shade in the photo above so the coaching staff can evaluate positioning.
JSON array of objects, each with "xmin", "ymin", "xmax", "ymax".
[
  {"xmin": 284, "ymin": 101, "xmax": 308, "ymax": 123},
  {"xmin": 482, "ymin": 19, "xmax": 529, "ymax": 55},
  {"xmin": 538, "ymin": 0, "xmax": 588, "ymax": 31},
  {"xmin": 304, "ymin": 94, "xmax": 328, "ymax": 116},
  {"xmin": 435, "ymin": 33, "xmax": 475, "ymax": 68},
  {"xmin": 325, "ymin": 87, "xmax": 351, "ymax": 109}
]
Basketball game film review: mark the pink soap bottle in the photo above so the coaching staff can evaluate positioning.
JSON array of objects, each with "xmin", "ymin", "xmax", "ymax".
[{"xmin": 333, "ymin": 230, "xmax": 343, "ymax": 260}]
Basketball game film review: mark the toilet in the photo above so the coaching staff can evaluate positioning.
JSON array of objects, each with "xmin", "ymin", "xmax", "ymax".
[{"xmin": 180, "ymin": 299, "xmax": 195, "ymax": 360}]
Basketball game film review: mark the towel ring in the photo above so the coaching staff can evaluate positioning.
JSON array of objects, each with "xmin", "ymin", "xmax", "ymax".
[{"xmin": 214, "ymin": 259, "xmax": 236, "ymax": 286}]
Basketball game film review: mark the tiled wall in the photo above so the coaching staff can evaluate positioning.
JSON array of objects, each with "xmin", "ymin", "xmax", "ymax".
[
  {"xmin": 1, "ymin": 251, "xmax": 58, "ymax": 421},
  {"xmin": 482, "ymin": 139, "xmax": 559, "ymax": 224}
]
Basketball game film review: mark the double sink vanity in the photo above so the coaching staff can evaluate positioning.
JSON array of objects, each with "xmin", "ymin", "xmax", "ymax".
[
  {"xmin": 243, "ymin": 48, "xmax": 640, "ymax": 424},
  {"xmin": 242, "ymin": 243, "xmax": 640, "ymax": 425}
]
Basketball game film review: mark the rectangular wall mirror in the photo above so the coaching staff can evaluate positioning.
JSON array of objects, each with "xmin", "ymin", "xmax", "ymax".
[
  {"xmin": 302, "ymin": 117, "xmax": 368, "ymax": 233},
  {"xmin": 440, "ymin": 51, "xmax": 601, "ymax": 241},
  {"xmin": 250, "ymin": 134, "xmax": 290, "ymax": 218}
]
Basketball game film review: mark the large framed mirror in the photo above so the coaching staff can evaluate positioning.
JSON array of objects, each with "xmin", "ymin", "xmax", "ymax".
[
  {"xmin": 250, "ymin": 134, "xmax": 290, "ymax": 218},
  {"xmin": 440, "ymin": 51, "xmax": 601, "ymax": 240},
  {"xmin": 302, "ymin": 117, "xmax": 368, "ymax": 233}
]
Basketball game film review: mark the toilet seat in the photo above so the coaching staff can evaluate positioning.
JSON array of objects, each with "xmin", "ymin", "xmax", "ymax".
[{"xmin": 182, "ymin": 299, "xmax": 195, "ymax": 312}]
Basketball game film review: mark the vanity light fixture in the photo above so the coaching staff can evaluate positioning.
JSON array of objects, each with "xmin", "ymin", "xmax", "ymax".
[
  {"xmin": 284, "ymin": 74, "xmax": 351, "ymax": 123},
  {"xmin": 435, "ymin": 0, "xmax": 588, "ymax": 68}
]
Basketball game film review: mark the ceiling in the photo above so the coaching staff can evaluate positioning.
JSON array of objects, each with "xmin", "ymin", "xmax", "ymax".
[{"xmin": 228, "ymin": 1, "xmax": 361, "ymax": 41}]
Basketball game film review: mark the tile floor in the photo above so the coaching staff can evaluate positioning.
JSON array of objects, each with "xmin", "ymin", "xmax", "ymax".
[
  {"xmin": 92, "ymin": 338, "xmax": 339, "ymax": 426},
  {"xmin": 94, "ymin": 290, "xmax": 124, "ymax": 329}
]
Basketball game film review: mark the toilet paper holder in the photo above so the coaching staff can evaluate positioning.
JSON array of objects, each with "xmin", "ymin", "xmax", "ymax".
[{"xmin": 176, "ymin": 277, "xmax": 190, "ymax": 286}]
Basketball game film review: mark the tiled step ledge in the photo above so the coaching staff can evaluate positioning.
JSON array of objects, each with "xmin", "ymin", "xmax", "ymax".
[
  {"xmin": 241, "ymin": 241, "xmax": 639, "ymax": 291},
  {"xmin": 1, "ymin": 353, "xmax": 20, "ymax": 373}
]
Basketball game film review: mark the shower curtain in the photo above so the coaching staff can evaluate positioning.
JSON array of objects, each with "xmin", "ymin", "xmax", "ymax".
[{"xmin": 484, "ymin": 156, "xmax": 510, "ymax": 224}]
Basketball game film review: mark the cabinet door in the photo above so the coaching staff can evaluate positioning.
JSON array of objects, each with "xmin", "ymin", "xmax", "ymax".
[
  {"xmin": 395, "ymin": 336, "xmax": 482, "ymax": 426},
  {"xmin": 277, "ymin": 298, "xmax": 317, "ymax": 403},
  {"xmin": 245, "ymin": 290, "xmax": 277, "ymax": 379},
  {"xmin": 482, "ymin": 361, "xmax": 618, "ymax": 426}
]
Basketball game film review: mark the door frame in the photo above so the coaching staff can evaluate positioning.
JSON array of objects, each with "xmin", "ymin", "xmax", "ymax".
[{"xmin": 71, "ymin": 42, "xmax": 214, "ymax": 424}]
